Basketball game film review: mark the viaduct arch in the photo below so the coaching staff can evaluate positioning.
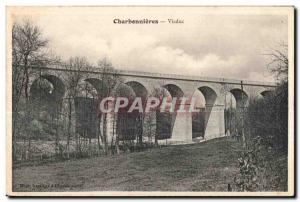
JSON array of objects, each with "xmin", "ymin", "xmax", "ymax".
[{"xmin": 28, "ymin": 66, "xmax": 277, "ymax": 144}]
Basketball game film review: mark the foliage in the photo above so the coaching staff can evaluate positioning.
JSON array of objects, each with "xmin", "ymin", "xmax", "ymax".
[
  {"xmin": 246, "ymin": 42, "xmax": 288, "ymax": 149},
  {"xmin": 232, "ymin": 42, "xmax": 289, "ymax": 191},
  {"xmin": 245, "ymin": 82, "xmax": 288, "ymax": 150},
  {"xmin": 12, "ymin": 19, "xmax": 60, "ymax": 159},
  {"xmin": 233, "ymin": 136, "xmax": 287, "ymax": 191}
]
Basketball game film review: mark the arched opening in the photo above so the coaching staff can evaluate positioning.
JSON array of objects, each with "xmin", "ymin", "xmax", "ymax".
[
  {"xmin": 225, "ymin": 88, "xmax": 249, "ymax": 137},
  {"xmin": 74, "ymin": 78, "xmax": 107, "ymax": 139},
  {"xmin": 30, "ymin": 75, "xmax": 65, "ymax": 102},
  {"xmin": 224, "ymin": 92, "xmax": 237, "ymax": 136},
  {"xmin": 253, "ymin": 90, "xmax": 274, "ymax": 101},
  {"xmin": 115, "ymin": 83, "xmax": 137, "ymax": 142},
  {"xmin": 29, "ymin": 74, "xmax": 65, "ymax": 139},
  {"xmin": 156, "ymin": 84, "xmax": 184, "ymax": 140},
  {"xmin": 191, "ymin": 86, "xmax": 217, "ymax": 139},
  {"xmin": 30, "ymin": 74, "xmax": 65, "ymax": 115},
  {"xmin": 124, "ymin": 81, "xmax": 148, "ymax": 143},
  {"xmin": 85, "ymin": 78, "xmax": 109, "ymax": 98},
  {"xmin": 163, "ymin": 84, "xmax": 184, "ymax": 98},
  {"xmin": 125, "ymin": 81, "xmax": 147, "ymax": 95},
  {"xmin": 230, "ymin": 89, "xmax": 248, "ymax": 109},
  {"xmin": 260, "ymin": 90, "xmax": 273, "ymax": 98},
  {"xmin": 125, "ymin": 81, "xmax": 148, "ymax": 107}
]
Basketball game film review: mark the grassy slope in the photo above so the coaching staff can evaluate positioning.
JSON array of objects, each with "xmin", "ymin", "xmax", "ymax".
[{"xmin": 12, "ymin": 138, "xmax": 286, "ymax": 192}]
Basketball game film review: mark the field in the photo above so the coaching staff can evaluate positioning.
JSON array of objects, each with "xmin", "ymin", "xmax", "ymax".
[{"xmin": 12, "ymin": 137, "xmax": 287, "ymax": 192}]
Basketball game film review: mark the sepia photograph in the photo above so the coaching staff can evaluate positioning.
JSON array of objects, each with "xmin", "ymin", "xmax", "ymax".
[{"xmin": 6, "ymin": 6, "xmax": 294, "ymax": 197}]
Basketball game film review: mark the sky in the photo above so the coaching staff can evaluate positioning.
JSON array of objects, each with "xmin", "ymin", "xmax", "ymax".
[{"xmin": 11, "ymin": 7, "xmax": 289, "ymax": 82}]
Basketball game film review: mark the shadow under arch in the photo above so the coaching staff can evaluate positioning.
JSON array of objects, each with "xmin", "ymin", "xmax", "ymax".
[
  {"xmin": 260, "ymin": 90, "xmax": 273, "ymax": 98},
  {"xmin": 27, "ymin": 74, "xmax": 66, "ymax": 141},
  {"xmin": 227, "ymin": 88, "xmax": 249, "ymax": 138},
  {"xmin": 252, "ymin": 90, "xmax": 274, "ymax": 101},
  {"xmin": 30, "ymin": 74, "xmax": 65, "ymax": 102},
  {"xmin": 115, "ymin": 83, "xmax": 138, "ymax": 142},
  {"xmin": 125, "ymin": 81, "xmax": 148, "ymax": 96},
  {"xmin": 122, "ymin": 81, "xmax": 149, "ymax": 143},
  {"xmin": 192, "ymin": 86, "xmax": 218, "ymax": 139},
  {"xmin": 84, "ymin": 78, "xmax": 109, "ymax": 98},
  {"xmin": 230, "ymin": 88, "xmax": 249, "ymax": 109},
  {"xmin": 156, "ymin": 84, "xmax": 184, "ymax": 140},
  {"xmin": 74, "ymin": 78, "xmax": 110, "ymax": 139},
  {"xmin": 163, "ymin": 84, "xmax": 184, "ymax": 98},
  {"xmin": 29, "ymin": 74, "xmax": 65, "ymax": 117}
]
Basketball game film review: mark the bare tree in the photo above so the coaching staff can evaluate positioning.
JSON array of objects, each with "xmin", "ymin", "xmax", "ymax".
[
  {"xmin": 12, "ymin": 20, "xmax": 52, "ymax": 158},
  {"xmin": 97, "ymin": 58, "xmax": 122, "ymax": 155},
  {"xmin": 245, "ymin": 42, "xmax": 289, "ymax": 149},
  {"xmin": 143, "ymin": 111, "xmax": 156, "ymax": 144},
  {"xmin": 63, "ymin": 57, "xmax": 91, "ymax": 157},
  {"xmin": 265, "ymin": 42, "xmax": 288, "ymax": 83}
]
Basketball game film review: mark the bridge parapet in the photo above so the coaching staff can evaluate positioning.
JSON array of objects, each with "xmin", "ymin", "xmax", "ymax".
[{"xmin": 31, "ymin": 65, "xmax": 277, "ymax": 88}]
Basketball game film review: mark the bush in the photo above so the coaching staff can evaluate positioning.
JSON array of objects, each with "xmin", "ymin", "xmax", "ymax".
[
  {"xmin": 245, "ymin": 82, "xmax": 288, "ymax": 150},
  {"xmin": 232, "ymin": 136, "xmax": 287, "ymax": 191}
]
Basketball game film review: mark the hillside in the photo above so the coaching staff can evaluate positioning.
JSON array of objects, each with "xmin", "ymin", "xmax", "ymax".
[{"xmin": 12, "ymin": 137, "xmax": 287, "ymax": 192}]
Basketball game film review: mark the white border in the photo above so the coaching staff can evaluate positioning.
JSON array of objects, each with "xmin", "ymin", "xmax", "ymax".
[{"xmin": 1, "ymin": 1, "xmax": 298, "ymax": 201}]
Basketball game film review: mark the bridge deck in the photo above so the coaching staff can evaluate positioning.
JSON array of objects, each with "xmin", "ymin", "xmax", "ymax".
[{"xmin": 31, "ymin": 65, "xmax": 277, "ymax": 87}]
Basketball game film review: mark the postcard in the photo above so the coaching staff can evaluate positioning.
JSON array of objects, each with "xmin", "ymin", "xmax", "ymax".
[{"xmin": 6, "ymin": 6, "xmax": 294, "ymax": 197}]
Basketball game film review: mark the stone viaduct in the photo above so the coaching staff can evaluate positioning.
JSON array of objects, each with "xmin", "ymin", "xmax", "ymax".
[{"xmin": 28, "ymin": 65, "xmax": 276, "ymax": 144}]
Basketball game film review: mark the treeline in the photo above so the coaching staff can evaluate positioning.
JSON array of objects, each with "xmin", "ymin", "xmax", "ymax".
[
  {"xmin": 246, "ymin": 41, "xmax": 289, "ymax": 150},
  {"xmin": 245, "ymin": 81, "xmax": 288, "ymax": 150},
  {"xmin": 231, "ymin": 43, "xmax": 289, "ymax": 192}
]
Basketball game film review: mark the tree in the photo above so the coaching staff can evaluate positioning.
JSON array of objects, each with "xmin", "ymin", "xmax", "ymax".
[
  {"xmin": 265, "ymin": 42, "xmax": 288, "ymax": 83},
  {"xmin": 148, "ymin": 87, "xmax": 169, "ymax": 145},
  {"xmin": 63, "ymin": 57, "xmax": 91, "ymax": 157},
  {"xmin": 143, "ymin": 111, "xmax": 156, "ymax": 144},
  {"xmin": 232, "ymin": 43, "xmax": 289, "ymax": 191},
  {"xmin": 245, "ymin": 42, "xmax": 289, "ymax": 149},
  {"xmin": 12, "ymin": 19, "xmax": 52, "ymax": 159},
  {"xmin": 97, "ymin": 58, "xmax": 122, "ymax": 155}
]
